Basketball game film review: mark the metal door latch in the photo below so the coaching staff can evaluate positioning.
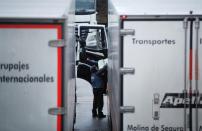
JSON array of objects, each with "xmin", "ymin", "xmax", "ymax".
[
  {"xmin": 195, "ymin": 17, "xmax": 200, "ymax": 29},
  {"xmin": 183, "ymin": 17, "xmax": 188, "ymax": 29},
  {"xmin": 152, "ymin": 93, "xmax": 160, "ymax": 120}
]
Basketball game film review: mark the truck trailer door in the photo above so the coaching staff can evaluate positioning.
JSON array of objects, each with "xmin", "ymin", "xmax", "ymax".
[
  {"xmin": 0, "ymin": 24, "xmax": 63, "ymax": 131},
  {"xmin": 121, "ymin": 17, "xmax": 188, "ymax": 131}
]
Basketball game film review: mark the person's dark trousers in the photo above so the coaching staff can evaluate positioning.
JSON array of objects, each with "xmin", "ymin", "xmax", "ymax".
[{"xmin": 92, "ymin": 88, "xmax": 104, "ymax": 117}]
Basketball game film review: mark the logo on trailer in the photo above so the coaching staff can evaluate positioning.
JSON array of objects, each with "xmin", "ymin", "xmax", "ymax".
[{"xmin": 160, "ymin": 93, "xmax": 202, "ymax": 108}]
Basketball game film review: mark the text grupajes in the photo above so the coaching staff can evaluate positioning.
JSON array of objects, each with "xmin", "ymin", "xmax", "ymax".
[
  {"xmin": 0, "ymin": 61, "xmax": 29, "ymax": 72},
  {"xmin": 0, "ymin": 61, "xmax": 55, "ymax": 84}
]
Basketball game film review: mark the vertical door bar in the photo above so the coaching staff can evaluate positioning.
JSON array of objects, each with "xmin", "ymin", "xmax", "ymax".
[
  {"xmin": 57, "ymin": 25, "xmax": 63, "ymax": 131},
  {"xmin": 189, "ymin": 19, "xmax": 194, "ymax": 131},
  {"xmin": 194, "ymin": 17, "xmax": 200, "ymax": 131},
  {"xmin": 183, "ymin": 17, "xmax": 189, "ymax": 131}
]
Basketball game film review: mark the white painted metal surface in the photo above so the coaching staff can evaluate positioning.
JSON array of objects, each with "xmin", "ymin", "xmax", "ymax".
[
  {"xmin": 0, "ymin": 0, "xmax": 72, "ymax": 18},
  {"xmin": 108, "ymin": 1, "xmax": 202, "ymax": 131},
  {"xmin": 109, "ymin": 0, "xmax": 202, "ymax": 15},
  {"xmin": 0, "ymin": 25, "xmax": 59, "ymax": 131},
  {"xmin": 0, "ymin": 0, "xmax": 76, "ymax": 131},
  {"xmin": 123, "ymin": 20, "xmax": 185, "ymax": 131}
]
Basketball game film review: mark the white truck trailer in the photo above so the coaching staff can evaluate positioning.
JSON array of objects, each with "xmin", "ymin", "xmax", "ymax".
[
  {"xmin": 0, "ymin": 0, "xmax": 76, "ymax": 131},
  {"xmin": 108, "ymin": 0, "xmax": 202, "ymax": 131}
]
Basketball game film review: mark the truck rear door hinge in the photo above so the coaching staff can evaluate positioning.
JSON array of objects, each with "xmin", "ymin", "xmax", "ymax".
[
  {"xmin": 120, "ymin": 106, "xmax": 135, "ymax": 113},
  {"xmin": 48, "ymin": 40, "xmax": 65, "ymax": 47},
  {"xmin": 120, "ymin": 29, "xmax": 135, "ymax": 36},
  {"xmin": 120, "ymin": 67, "xmax": 135, "ymax": 75},
  {"xmin": 48, "ymin": 107, "xmax": 66, "ymax": 115}
]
